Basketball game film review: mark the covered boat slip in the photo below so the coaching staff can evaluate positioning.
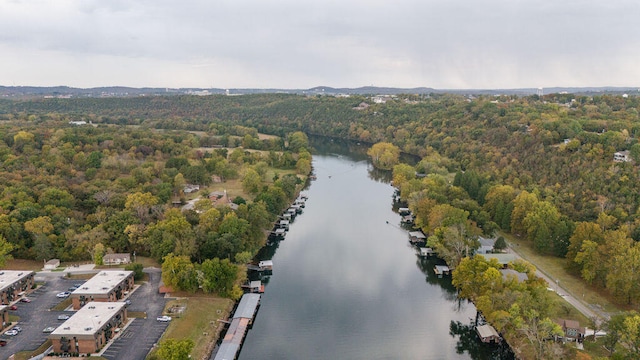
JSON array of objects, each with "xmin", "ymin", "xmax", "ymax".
[{"xmin": 212, "ymin": 294, "xmax": 261, "ymax": 360}]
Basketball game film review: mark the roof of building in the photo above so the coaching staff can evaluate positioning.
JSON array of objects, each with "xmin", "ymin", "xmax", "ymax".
[
  {"xmin": 258, "ymin": 260, "xmax": 273, "ymax": 268},
  {"xmin": 563, "ymin": 319, "xmax": 580, "ymax": 329},
  {"xmin": 478, "ymin": 237, "xmax": 496, "ymax": 247},
  {"xmin": 476, "ymin": 324, "xmax": 500, "ymax": 339},
  {"xmin": 233, "ymin": 293, "xmax": 261, "ymax": 319},
  {"xmin": 103, "ymin": 253, "xmax": 130, "ymax": 261},
  {"xmin": 500, "ymin": 269, "xmax": 528, "ymax": 283},
  {"xmin": 71, "ymin": 270, "xmax": 133, "ymax": 295},
  {"xmin": 434, "ymin": 265, "xmax": 450, "ymax": 273},
  {"xmin": 0, "ymin": 270, "xmax": 35, "ymax": 292},
  {"xmin": 45, "ymin": 259, "xmax": 60, "ymax": 265},
  {"xmin": 477, "ymin": 253, "xmax": 518, "ymax": 265},
  {"xmin": 419, "ymin": 247, "xmax": 434, "ymax": 255},
  {"xmin": 51, "ymin": 301, "xmax": 126, "ymax": 337},
  {"xmin": 409, "ymin": 231, "xmax": 426, "ymax": 239}
]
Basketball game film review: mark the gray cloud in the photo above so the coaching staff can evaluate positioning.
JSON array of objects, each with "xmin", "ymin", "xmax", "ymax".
[{"xmin": 1, "ymin": 0, "xmax": 638, "ymax": 88}]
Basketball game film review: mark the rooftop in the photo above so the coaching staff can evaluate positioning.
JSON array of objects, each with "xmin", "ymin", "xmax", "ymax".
[
  {"xmin": 0, "ymin": 270, "xmax": 34, "ymax": 292},
  {"xmin": 72, "ymin": 270, "xmax": 133, "ymax": 295},
  {"xmin": 477, "ymin": 324, "xmax": 500, "ymax": 338},
  {"xmin": 233, "ymin": 293, "xmax": 261, "ymax": 319},
  {"xmin": 51, "ymin": 301, "xmax": 126, "ymax": 336},
  {"xmin": 409, "ymin": 231, "xmax": 426, "ymax": 239},
  {"xmin": 477, "ymin": 253, "xmax": 518, "ymax": 265}
]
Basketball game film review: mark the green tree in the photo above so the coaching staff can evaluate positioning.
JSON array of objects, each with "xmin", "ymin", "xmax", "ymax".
[
  {"xmin": 161, "ymin": 253, "xmax": 198, "ymax": 292},
  {"xmin": 242, "ymin": 168, "xmax": 263, "ymax": 195},
  {"xmin": 0, "ymin": 235, "xmax": 14, "ymax": 267},
  {"xmin": 621, "ymin": 313, "xmax": 640, "ymax": 358},
  {"xmin": 93, "ymin": 243, "xmax": 105, "ymax": 265},
  {"xmin": 510, "ymin": 191, "xmax": 538, "ymax": 237},
  {"xmin": 157, "ymin": 338, "xmax": 194, "ymax": 360},
  {"xmin": 287, "ymin": 131, "xmax": 309, "ymax": 152},
  {"xmin": 125, "ymin": 192, "xmax": 159, "ymax": 223}
]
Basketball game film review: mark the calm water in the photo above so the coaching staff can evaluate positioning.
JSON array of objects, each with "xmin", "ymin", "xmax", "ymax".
[{"xmin": 238, "ymin": 139, "xmax": 513, "ymax": 360}]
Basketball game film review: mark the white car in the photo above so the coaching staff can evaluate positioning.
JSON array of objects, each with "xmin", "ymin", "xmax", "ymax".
[
  {"xmin": 58, "ymin": 314, "xmax": 70, "ymax": 320},
  {"xmin": 56, "ymin": 292, "xmax": 71, "ymax": 298},
  {"xmin": 42, "ymin": 327, "xmax": 56, "ymax": 333},
  {"xmin": 4, "ymin": 329, "xmax": 18, "ymax": 336},
  {"xmin": 156, "ymin": 315, "xmax": 171, "ymax": 322}
]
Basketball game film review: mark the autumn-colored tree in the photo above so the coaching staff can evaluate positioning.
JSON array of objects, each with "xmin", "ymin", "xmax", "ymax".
[{"xmin": 367, "ymin": 142, "xmax": 400, "ymax": 170}]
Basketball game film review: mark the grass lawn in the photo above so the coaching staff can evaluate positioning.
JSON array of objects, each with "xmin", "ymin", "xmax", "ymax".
[
  {"xmin": 4, "ymin": 259, "xmax": 43, "ymax": 271},
  {"xmin": 503, "ymin": 232, "xmax": 629, "ymax": 315},
  {"xmin": 155, "ymin": 296, "xmax": 234, "ymax": 360}
]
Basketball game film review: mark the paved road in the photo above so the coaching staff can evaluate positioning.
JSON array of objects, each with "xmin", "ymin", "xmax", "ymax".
[{"xmin": 507, "ymin": 245, "xmax": 610, "ymax": 322}]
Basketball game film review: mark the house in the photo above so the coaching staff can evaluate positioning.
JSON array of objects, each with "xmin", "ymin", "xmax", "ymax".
[
  {"xmin": 477, "ymin": 253, "xmax": 518, "ymax": 268},
  {"xmin": 70, "ymin": 271, "xmax": 134, "ymax": 310},
  {"xmin": 103, "ymin": 253, "xmax": 131, "ymax": 265},
  {"xmin": 500, "ymin": 269, "xmax": 528, "ymax": 283},
  {"xmin": 183, "ymin": 184, "xmax": 200, "ymax": 194},
  {"xmin": 477, "ymin": 237, "xmax": 496, "ymax": 254},
  {"xmin": 0, "ymin": 271, "xmax": 36, "ymax": 304},
  {"xmin": 476, "ymin": 324, "xmax": 501, "ymax": 343},
  {"xmin": 613, "ymin": 150, "xmax": 631, "ymax": 162},
  {"xmin": 556, "ymin": 319, "xmax": 585, "ymax": 341},
  {"xmin": 409, "ymin": 231, "xmax": 427, "ymax": 244},
  {"xmin": 49, "ymin": 301, "xmax": 128, "ymax": 355},
  {"xmin": 44, "ymin": 259, "xmax": 60, "ymax": 270}
]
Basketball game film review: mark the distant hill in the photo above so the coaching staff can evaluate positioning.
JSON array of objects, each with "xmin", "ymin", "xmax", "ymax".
[{"xmin": 1, "ymin": 85, "xmax": 638, "ymax": 99}]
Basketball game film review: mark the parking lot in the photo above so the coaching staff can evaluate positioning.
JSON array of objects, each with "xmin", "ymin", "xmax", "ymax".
[{"xmin": 0, "ymin": 268, "xmax": 169, "ymax": 359}]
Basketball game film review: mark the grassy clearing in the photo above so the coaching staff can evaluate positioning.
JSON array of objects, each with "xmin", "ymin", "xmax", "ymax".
[
  {"xmin": 51, "ymin": 298, "xmax": 72, "ymax": 311},
  {"xmin": 4, "ymin": 259, "xmax": 43, "ymax": 271},
  {"xmin": 504, "ymin": 232, "xmax": 628, "ymax": 314},
  {"xmin": 156, "ymin": 297, "xmax": 234, "ymax": 360},
  {"xmin": 13, "ymin": 339, "xmax": 53, "ymax": 360}
]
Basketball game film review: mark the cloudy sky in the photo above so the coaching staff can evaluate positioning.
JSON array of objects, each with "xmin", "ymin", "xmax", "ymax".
[{"xmin": 1, "ymin": 0, "xmax": 639, "ymax": 89}]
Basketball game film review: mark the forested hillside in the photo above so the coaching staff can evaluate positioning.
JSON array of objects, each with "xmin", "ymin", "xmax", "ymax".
[{"xmin": 2, "ymin": 92, "xmax": 640, "ymax": 304}]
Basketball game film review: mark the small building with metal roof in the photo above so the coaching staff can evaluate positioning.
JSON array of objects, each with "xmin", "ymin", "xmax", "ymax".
[{"xmin": 476, "ymin": 324, "xmax": 501, "ymax": 343}]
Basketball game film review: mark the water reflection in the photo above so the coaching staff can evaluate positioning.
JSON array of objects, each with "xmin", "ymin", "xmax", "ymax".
[
  {"xmin": 449, "ymin": 320, "xmax": 515, "ymax": 359},
  {"xmin": 238, "ymin": 140, "xmax": 512, "ymax": 360}
]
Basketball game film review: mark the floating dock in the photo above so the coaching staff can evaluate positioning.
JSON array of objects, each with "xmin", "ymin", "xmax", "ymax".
[
  {"xmin": 433, "ymin": 265, "xmax": 451, "ymax": 277},
  {"xmin": 212, "ymin": 293, "xmax": 261, "ymax": 360}
]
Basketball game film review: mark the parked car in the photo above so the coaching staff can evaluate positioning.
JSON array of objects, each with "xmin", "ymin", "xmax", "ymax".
[
  {"xmin": 13, "ymin": 326, "xmax": 22, "ymax": 332},
  {"xmin": 58, "ymin": 314, "xmax": 70, "ymax": 320},
  {"xmin": 19, "ymin": 297, "xmax": 31, "ymax": 303},
  {"xmin": 56, "ymin": 292, "xmax": 71, "ymax": 298},
  {"xmin": 73, "ymin": 283, "xmax": 84, "ymax": 288},
  {"xmin": 68, "ymin": 286, "xmax": 78, "ymax": 292},
  {"xmin": 4, "ymin": 330, "xmax": 18, "ymax": 336},
  {"xmin": 0, "ymin": 339, "xmax": 7, "ymax": 346},
  {"xmin": 42, "ymin": 327, "xmax": 55, "ymax": 333},
  {"xmin": 125, "ymin": 299, "xmax": 131, "ymax": 305},
  {"xmin": 156, "ymin": 315, "xmax": 171, "ymax": 322},
  {"xmin": 9, "ymin": 305, "xmax": 17, "ymax": 310}
]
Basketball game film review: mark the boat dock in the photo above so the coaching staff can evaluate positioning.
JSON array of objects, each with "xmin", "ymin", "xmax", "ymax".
[
  {"xmin": 433, "ymin": 265, "xmax": 451, "ymax": 277},
  {"xmin": 212, "ymin": 293, "xmax": 261, "ymax": 360}
]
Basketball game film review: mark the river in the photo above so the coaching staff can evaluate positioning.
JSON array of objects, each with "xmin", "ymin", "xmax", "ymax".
[{"xmin": 238, "ymin": 138, "xmax": 514, "ymax": 360}]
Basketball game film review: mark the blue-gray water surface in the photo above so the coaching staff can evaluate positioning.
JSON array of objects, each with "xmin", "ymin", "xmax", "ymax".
[{"xmin": 238, "ymin": 142, "xmax": 513, "ymax": 360}]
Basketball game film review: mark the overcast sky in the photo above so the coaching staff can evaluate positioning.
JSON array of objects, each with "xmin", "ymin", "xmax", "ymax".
[{"xmin": 1, "ymin": 0, "xmax": 639, "ymax": 89}]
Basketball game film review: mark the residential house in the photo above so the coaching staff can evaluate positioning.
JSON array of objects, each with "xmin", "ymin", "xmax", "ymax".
[
  {"xmin": 103, "ymin": 253, "xmax": 131, "ymax": 266},
  {"xmin": 556, "ymin": 319, "xmax": 585, "ymax": 341},
  {"xmin": 477, "ymin": 237, "xmax": 496, "ymax": 254},
  {"xmin": 614, "ymin": 150, "xmax": 631, "ymax": 162}
]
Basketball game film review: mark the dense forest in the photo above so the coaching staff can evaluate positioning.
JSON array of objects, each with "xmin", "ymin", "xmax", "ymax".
[{"xmin": 0, "ymin": 107, "xmax": 311, "ymax": 297}]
